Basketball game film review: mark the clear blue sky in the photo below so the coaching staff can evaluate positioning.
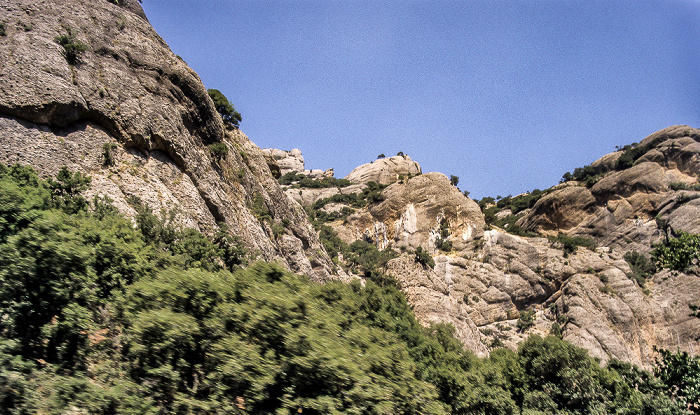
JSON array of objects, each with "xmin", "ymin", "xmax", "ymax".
[{"xmin": 141, "ymin": 0, "xmax": 700, "ymax": 199}]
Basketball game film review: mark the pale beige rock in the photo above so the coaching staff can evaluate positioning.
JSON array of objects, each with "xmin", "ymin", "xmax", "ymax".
[
  {"xmin": 521, "ymin": 127, "xmax": 700, "ymax": 252},
  {"xmin": 384, "ymin": 228, "xmax": 700, "ymax": 367},
  {"xmin": 328, "ymin": 173, "xmax": 485, "ymax": 252},
  {"xmin": 345, "ymin": 155, "xmax": 421, "ymax": 185},
  {"xmin": 261, "ymin": 148, "xmax": 305, "ymax": 175}
]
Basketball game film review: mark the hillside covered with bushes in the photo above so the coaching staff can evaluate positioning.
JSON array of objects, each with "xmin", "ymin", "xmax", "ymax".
[{"xmin": 0, "ymin": 164, "xmax": 697, "ymax": 413}]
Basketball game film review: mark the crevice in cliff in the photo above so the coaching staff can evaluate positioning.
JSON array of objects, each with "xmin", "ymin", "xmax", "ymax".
[{"xmin": 0, "ymin": 102, "xmax": 123, "ymax": 142}]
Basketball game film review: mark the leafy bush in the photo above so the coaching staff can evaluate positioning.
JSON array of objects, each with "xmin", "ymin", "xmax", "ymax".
[
  {"xmin": 311, "ymin": 181, "xmax": 387, "ymax": 212},
  {"xmin": 54, "ymin": 28, "xmax": 87, "ymax": 64},
  {"xmin": 654, "ymin": 348, "xmax": 700, "ymax": 414},
  {"xmin": 101, "ymin": 142, "xmax": 118, "ymax": 166},
  {"xmin": 517, "ymin": 309, "xmax": 535, "ymax": 332},
  {"xmin": 616, "ymin": 142, "xmax": 649, "ymax": 170},
  {"xmin": 435, "ymin": 218, "xmax": 452, "ymax": 252},
  {"xmin": 624, "ymin": 250, "xmax": 655, "ymax": 286},
  {"xmin": 414, "ymin": 246, "xmax": 435, "ymax": 269},
  {"xmin": 669, "ymin": 182, "xmax": 700, "ymax": 191},
  {"xmin": 561, "ymin": 164, "xmax": 604, "ymax": 186},
  {"xmin": 496, "ymin": 189, "xmax": 546, "ymax": 214},
  {"xmin": 549, "ymin": 233, "xmax": 597, "ymax": 257},
  {"xmin": 209, "ymin": 141, "xmax": 228, "ymax": 160},
  {"xmin": 651, "ymin": 231, "xmax": 700, "ymax": 272}
]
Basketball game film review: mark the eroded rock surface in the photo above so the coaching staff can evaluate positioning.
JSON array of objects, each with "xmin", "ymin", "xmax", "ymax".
[
  {"xmin": 345, "ymin": 155, "xmax": 422, "ymax": 186},
  {"xmin": 330, "ymin": 173, "xmax": 485, "ymax": 251},
  {"xmin": 0, "ymin": 0, "xmax": 342, "ymax": 281},
  {"xmin": 384, "ymin": 229, "xmax": 700, "ymax": 367},
  {"xmin": 520, "ymin": 126, "xmax": 700, "ymax": 253}
]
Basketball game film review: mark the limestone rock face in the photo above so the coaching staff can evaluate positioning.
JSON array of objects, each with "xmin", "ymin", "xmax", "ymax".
[
  {"xmin": 345, "ymin": 155, "xmax": 422, "ymax": 186},
  {"xmin": 330, "ymin": 173, "xmax": 485, "ymax": 251},
  {"xmin": 0, "ymin": 0, "xmax": 342, "ymax": 281},
  {"xmin": 386, "ymin": 255, "xmax": 488, "ymax": 357},
  {"xmin": 520, "ymin": 125, "xmax": 700, "ymax": 252},
  {"xmin": 261, "ymin": 148, "xmax": 305, "ymax": 175},
  {"xmin": 384, "ymin": 229, "xmax": 700, "ymax": 367}
]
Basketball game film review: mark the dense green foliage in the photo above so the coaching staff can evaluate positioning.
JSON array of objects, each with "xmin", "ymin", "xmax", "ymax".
[
  {"xmin": 616, "ymin": 142, "xmax": 651, "ymax": 170},
  {"xmin": 305, "ymin": 181, "xmax": 387, "ymax": 231},
  {"xmin": 495, "ymin": 191, "xmax": 545, "ymax": 215},
  {"xmin": 209, "ymin": 142, "xmax": 229, "ymax": 160},
  {"xmin": 477, "ymin": 193, "xmax": 542, "ymax": 237},
  {"xmin": 560, "ymin": 164, "xmax": 604, "ymax": 187},
  {"xmin": 414, "ymin": 246, "xmax": 435, "ymax": 269},
  {"xmin": 516, "ymin": 310, "xmax": 535, "ymax": 333},
  {"xmin": 0, "ymin": 164, "xmax": 695, "ymax": 414},
  {"xmin": 207, "ymin": 89, "xmax": 242, "ymax": 128},
  {"xmin": 655, "ymin": 348, "xmax": 700, "ymax": 414},
  {"xmin": 651, "ymin": 231, "xmax": 700, "ymax": 272},
  {"xmin": 670, "ymin": 182, "xmax": 700, "ymax": 192}
]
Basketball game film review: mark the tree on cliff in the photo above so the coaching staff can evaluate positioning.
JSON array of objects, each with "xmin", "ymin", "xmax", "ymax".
[{"xmin": 207, "ymin": 89, "xmax": 242, "ymax": 128}]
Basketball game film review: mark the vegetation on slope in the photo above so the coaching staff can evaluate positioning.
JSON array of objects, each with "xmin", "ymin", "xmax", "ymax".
[{"xmin": 0, "ymin": 164, "xmax": 697, "ymax": 414}]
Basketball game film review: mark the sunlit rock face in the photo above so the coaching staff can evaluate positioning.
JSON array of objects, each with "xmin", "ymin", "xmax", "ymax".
[
  {"xmin": 519, "ymin": 125, "xmax": 700, "ymax": 253},
  {"xmin": 345, "ymin": 154, "xmax": 422, "ymax": 186},
  {"xmin": 0, "ymin": 0, "xmax": 344, "ymax": 281}
]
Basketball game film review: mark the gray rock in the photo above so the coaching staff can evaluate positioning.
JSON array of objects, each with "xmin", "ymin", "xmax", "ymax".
[{"xmin": 0, "ymin": 0, "xmax": 344, "ymax": 282}]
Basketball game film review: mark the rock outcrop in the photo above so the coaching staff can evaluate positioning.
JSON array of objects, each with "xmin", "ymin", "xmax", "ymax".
[
  {"xmin": 345, "ymin": 154, "xmax": 422, "ymax": 186},
  {"xmin": 519, "ymin": 126, "xmax": 700, "ymax": 253},
  {"xmin": 330, "ymin": 172, "xmax": 485, "ymax": 251},
  {"xmin": 383, "ymin": 229, "xmax": 700, "ymax": 367},
  {"xmin": 2, "ymin": 0, "xmax": 698, "ymax": 371},
  {"xmin": 0, "ymin": 0, "xmax": 341, "ymax": 281}
]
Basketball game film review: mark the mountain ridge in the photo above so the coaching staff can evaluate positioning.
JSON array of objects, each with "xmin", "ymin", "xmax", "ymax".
[{"xmin": 0, "ymin": 0, "xmax": 697, "ymax": 370}]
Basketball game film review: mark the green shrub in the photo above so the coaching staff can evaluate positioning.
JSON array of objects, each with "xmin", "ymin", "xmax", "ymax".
[
  {"xmin": 616, "ymin": 143, "xmax": 648, "ymax": 170},
  {"xmin": 209, "ymin": 142, "xmax": 228, "ymax": 160},
  {"xmin": 624, "ymin": 250, "xmax": 655, "ymax": 286},
  {"xmin": 414, "ymin": 246, "xmax": 435, "ymax": 269},
  {"xmin": 561, "ymin": 165, "xmax": 604, "ymax": 186},
  {"xmin": 102, "ymin": 142, "xmax": 118, "ymax": 166},
  {"xmin": 0, "ymin": 22, "xmax": 6, "ymax": 36},
  {"xmin": 549, "ymin": 233, "xmax": 597, "ymax": 257},
  {"xmin": 250, "ymin": 193, "xmax": 271, "ymax": 223},
  {"xmin": 651, "ymin": 231, "xmax": 700, "ymax": 272},
  {"xmin": 54, "ymin": 28, "xmax": 87, "ymax": 64},
  {"xmin": 654, "ymin": 348, "xmax": 700, "ymax": 413},
  {"xmin": 207, "ymin": 89, "xmax": 242, "ymax": 127},
  {"xmin": 517, "ymin": 309, "xmax": 535, "ymax": 332}
]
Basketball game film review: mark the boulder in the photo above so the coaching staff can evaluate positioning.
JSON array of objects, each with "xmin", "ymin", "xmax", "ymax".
[{"xmin": 345, "ymin": 155, "xmax": 421, "ymax": 186}]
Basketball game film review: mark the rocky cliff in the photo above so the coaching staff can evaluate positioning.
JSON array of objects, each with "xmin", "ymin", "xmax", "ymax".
[
  {"xmin": 277, "ymin": 130, "xmax": 700, "ymax": 367},
  {"xmin": 0, "ymin": 0, "xmax": 341, "ymax": 281},
  {"xmin": 519, "ymin": 126, "xmax": 700, "ymax": 253},
  {"xmin": 2, "ymin": 0, "xmax": 697, "ymax": 370}
]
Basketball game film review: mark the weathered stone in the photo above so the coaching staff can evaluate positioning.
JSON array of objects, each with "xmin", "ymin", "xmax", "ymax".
[
  {"xmin": 0, "ymin": 0, "xmax": 344, "ymax": 281},
  {"xmin": 345, "ymin": 154, "xmax": 421, "ymax": 186}
]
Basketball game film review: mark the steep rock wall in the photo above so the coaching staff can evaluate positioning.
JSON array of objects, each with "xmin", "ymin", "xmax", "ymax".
[{"xmin": 0, "ymin": 0, "xmax": 340, "ymax": 280}]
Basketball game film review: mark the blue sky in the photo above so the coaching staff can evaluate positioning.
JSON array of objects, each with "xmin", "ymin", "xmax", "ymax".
[{"xmin": 141, "ymin": 0, "xmax": 700, "ymax": 199}]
